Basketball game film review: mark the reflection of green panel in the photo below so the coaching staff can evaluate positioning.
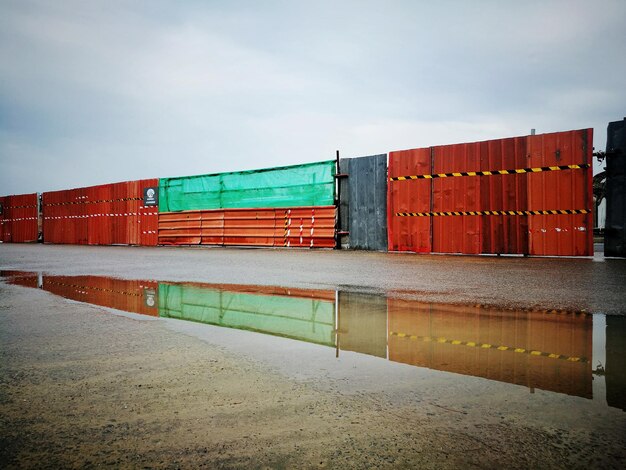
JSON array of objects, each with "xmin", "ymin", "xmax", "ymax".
[
  {"xmin": 159, "ymin": 161, "xmax": 336, "ymax": 212},
  {"xmin": 158, "ymin": 284, "xmax": 335, "ymax": 346}
]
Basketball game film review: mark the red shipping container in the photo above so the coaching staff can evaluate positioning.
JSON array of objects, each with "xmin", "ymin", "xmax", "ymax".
[
  {"xmin": 42, "ymin": 179, "xmax": 158, "ymax": 246},
  {"xmin": 0, "ymin": 193, "xmax": 39, "ymax": 243},
  {"xmin": 527, "ymin": 129, "xmax": 593, "ymax": 256},
  {"xmin": 387, "ymin": 129, "xmax": 593, "ymax": 256}
]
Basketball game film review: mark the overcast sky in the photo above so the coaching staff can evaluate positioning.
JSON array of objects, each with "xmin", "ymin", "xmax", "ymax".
[{"xmin": 1, "ymin": 0, "xmax": 625, "ymax": 195}]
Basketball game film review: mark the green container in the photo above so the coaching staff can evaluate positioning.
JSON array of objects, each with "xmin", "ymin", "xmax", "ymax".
[
  {"xmin": 159, "ymin": 161, "xmax": 336, "ymax": 212},
  {"xmin": 158, "ymin": 284, "xmax": 336, "ymax": 347}
]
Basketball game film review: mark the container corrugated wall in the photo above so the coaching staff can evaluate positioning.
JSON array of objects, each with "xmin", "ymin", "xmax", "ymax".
[
  {"xmin": 158, "ymin": 161, "xmax": 336, "ymax": 248},
  {"xmin": 387, "ymin": 148, "xmax": 432, "ymax": 252},
  {"xmin": 0, "ymin": 193, "xmax": 39, "ymax": 243},
  {"xmin": 339, "ymin": 155, "xmax": 388, "ymax": 251},
  {"xmin": 42, "ymin": 179, "xmax": 158, "ymax": 246},
  {"xmin": 388, "ymin": 129, "xmax": 593, "ymax": 256},
  {"xmin": 526, "ymin": 130, "xmax": 593, "ymax": 256}
]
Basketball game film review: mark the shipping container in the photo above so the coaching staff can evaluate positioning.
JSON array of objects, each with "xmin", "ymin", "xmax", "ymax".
[
  {"xmin": 604, "ymin": 118, "xmax": 626, "ymax": 257},
  {"xmin": 387, "ymin": 129, "xmax": 593, "ymax": 256},
  {"xmin": 42, "ymin": 179, "xmax": 158, "ymax": 246},
  {"xmin": 339, "ymin": 154, "xmax": 388, "ymax": 251},
  {"xmin": 0, "ymin": 193, "xmax": 39, "ymax": 243}
]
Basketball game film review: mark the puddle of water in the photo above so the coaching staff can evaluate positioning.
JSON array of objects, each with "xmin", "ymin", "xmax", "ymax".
[{"xmin": 2, "ymin": 270, "xmax": 625, "ymax": 421}]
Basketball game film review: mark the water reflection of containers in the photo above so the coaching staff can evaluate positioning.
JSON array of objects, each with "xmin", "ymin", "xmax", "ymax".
[
  {"xmin": 158, "ymin": 283, "xmax": 336, "ymax": 346},
  {"xmin": 4, "ymin": 271, "xmax": 620, "ymax": 406},
  {"xmin": 8, "ymin": 273, "xmax": 162, "ymax": 317},
  {"xmin": 387, "ymin": 299, "xmax": 593, "ymax": 398}
]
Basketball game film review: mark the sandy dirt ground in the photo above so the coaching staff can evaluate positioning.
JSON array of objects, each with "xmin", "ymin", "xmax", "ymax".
[{"xmin": 1, "ymin": 282, "xmax": 625, "ymax": 469}]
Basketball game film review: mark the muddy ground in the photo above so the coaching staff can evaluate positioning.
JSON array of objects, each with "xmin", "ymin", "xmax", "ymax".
[{"xmin": 1, "ymin": 244, "xmax": 626, "ymax": 468}]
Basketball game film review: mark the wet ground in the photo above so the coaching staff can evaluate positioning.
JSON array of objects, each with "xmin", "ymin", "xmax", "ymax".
[
  {"xmin": 1, "ymin": 243, "xmax": 625, "ymax": 313},
  {"xmin": 1, "ymin": 244, "xmax": 626, "ymax": 468}
]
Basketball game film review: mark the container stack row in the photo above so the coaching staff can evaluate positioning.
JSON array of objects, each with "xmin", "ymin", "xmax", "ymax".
[{"xmin": 1, "ymin": 127, "xmax": 595, "ymax": 256}]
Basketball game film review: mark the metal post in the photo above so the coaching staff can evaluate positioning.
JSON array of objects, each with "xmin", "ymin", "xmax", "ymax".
[{"xmin": 335, "ymin": 150, "xmax": 341, "ymax": 249}]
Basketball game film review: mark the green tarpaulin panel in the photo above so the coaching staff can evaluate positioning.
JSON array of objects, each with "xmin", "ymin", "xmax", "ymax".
[
  {"xmin": 159, "ymin": 161, "xmax": 336, "ymax": 212},
  {"xmin": 158, "ymin": 284, "xmax": 336, "ymax": 346}
]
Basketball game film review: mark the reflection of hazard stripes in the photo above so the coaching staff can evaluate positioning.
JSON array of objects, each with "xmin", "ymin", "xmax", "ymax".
[
  {"xmin": 396, "ymin": 209, "xmax": 590, "ymax": 217},
  {"xmin": 45, "ymin": 280, "xmax": 146, "ymax": 298},
  {"xmin": 390, "ymin": 163, "xmax": 590, "ymax": 181},
  {"xmin": 389, "ymin": 332, "xmax": 587, "ymax": 363}
]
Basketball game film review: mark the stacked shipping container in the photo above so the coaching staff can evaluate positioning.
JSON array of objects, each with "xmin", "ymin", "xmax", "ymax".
[{"xmin": 1, "ymin": 128, "xmax": 596, "ymax": 256}]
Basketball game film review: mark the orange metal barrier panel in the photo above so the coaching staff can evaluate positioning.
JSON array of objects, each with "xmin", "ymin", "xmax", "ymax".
[
  {"xmin": 42, "ymin": 179, "xmax": 158, "ymax": 246},
  {"xmin": 158, "ymin": 206, "xmax": 336, "ymax": 248},
  {"xmin": 0, "ymin": 193, "xmax": 39, "ymax": 243},
  {"xmin": 388, "ymin": 299, "xmax": 593, "ymax": 398}
]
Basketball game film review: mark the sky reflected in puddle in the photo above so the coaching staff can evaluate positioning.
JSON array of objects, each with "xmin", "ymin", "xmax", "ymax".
[{"xmin": 2, "ymin": 270, "xmax": 624, "ymax": 414}]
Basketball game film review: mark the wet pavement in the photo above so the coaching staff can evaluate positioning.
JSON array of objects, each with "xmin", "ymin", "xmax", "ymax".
[{"xmin": 1, "ymin": 243, "xmax": 625, "ymax": 314}]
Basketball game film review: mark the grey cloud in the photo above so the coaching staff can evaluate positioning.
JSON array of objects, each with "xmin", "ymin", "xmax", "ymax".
[{"xmin": 1, "ymin": 0, "xmax": 625, "ymax": 195}]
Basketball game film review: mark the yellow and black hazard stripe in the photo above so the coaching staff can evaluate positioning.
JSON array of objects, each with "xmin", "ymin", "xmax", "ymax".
[
  {"xmin": 390, "ymin": 163, "xmax": 590, "ymax": 181},
  {"xmin": 396, "ymin": 209, "xmax": 590, "ymax": 217},
  {"xmin": 389, "ymin": 332, "xmax": 587, "ymax": 363}
]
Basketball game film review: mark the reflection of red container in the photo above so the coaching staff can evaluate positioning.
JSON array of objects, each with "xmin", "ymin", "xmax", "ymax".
[
  {"xmin": 387, "ymin": 298, "xmax": 593, "ymax": 398},
  {"xmin": 0, "ymin": 193, "xmax": 39, "ymax": 243},
  {"xmin": 42, "ymin": 179, "xmax": 158, "ymax": 246},
  {"xmin": 387, "ymin": 129, "xmax": 593, "ymax": 256},
  {"xmin": 158, "ymin": 206, "xmax": 336, "ymax": 248},
  {"xmin": 42, "ymin": 275, "xmax": 159, "ymax": 317}
]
